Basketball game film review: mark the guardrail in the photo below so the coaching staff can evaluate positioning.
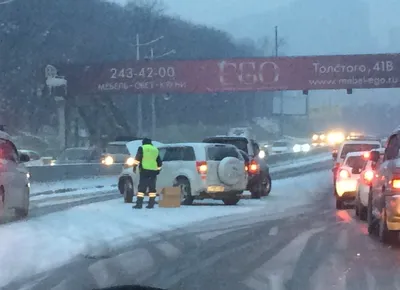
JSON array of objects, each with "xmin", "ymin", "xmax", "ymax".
[{"xmin": 27, "ymin": 147, "xmax": 330, "ymax": 183}]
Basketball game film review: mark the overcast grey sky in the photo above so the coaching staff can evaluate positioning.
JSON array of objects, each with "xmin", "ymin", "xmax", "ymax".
[{"xmin": 112, "ymin": 0, "xmax": 400, "ymax": 43}]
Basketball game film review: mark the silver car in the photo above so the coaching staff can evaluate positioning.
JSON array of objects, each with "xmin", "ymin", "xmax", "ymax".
[{"xmin": 0, "ymin": 131, "xmax": 30, "ymax": 221}]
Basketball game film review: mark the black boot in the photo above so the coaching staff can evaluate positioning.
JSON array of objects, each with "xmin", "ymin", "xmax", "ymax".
[
  {"xmin": 146, "ymin": 197, "xmax": 156, "ymax": 209},
  {"xmin": 133, "ymin": 197, "xmax": 143, "ymax": 209}
]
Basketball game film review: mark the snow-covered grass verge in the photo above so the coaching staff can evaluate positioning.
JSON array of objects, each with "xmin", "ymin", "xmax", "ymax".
[
  {"xmin": 30, "ymin": 176, "xmax": 117, "ymax": 196},
  {"xmin": 269, "ymin": 153, "xmax": 331, "ymax": 172},
  {"xmin": 0, "ymin": 170, "xmax": 330, "ymax": 287}
]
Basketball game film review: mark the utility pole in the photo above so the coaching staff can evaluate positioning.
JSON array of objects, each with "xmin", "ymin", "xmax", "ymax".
[
  {"xmin": 148, "ymin": 47, "xmax": 176, "ymax": 139},
  {"xmin": 275, "ymin": 26, "xmax": 284, "ymax": 137},
  {"xmin": 134, "ymin": 33, "xmax": 164, "ymax": 137},
  {"xmin": 150, "ymin": 48, "xmax": 156, "ymax": 139}
]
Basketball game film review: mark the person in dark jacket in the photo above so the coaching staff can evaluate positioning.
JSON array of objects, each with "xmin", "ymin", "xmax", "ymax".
[{"xmin": 132, "ymin": 138, "xmax": 162, "ymax": 209}]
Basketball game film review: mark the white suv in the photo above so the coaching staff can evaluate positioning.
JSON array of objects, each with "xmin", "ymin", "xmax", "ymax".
[{"xmin": 118, "ymin": 142, "xmax": 247, "ymax": 205}]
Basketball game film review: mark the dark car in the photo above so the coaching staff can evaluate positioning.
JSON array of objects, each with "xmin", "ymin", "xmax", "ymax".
[
  {"xmin": 203, "ymin": 136, "xmax": 271, "ymax": 198},
  {"xmin": 368, "ymin": 127, "xmax": 400, "ymax": 244}
]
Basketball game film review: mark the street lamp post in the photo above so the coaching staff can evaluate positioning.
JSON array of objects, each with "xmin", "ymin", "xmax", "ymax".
[
  {"xmin": 133, "ymin": 34, "xmax": 164, "ymax": 136},
  {"xmin": 149, "ymin": 48, "xmax": 176, "ymax": 139}
]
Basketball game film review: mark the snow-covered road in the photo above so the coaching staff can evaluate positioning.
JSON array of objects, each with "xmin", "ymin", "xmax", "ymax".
[
  {"xmin": 26, "ymin": 153, "xmax": 331, "ymax": 218},
  {"xmin": 0, "ymin": 169, "xmax": 331, "ymax": 288}
]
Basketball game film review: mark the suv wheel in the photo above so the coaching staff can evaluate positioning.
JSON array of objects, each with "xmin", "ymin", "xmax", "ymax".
[
  {"xmin": 355, "ymin": 192, "xmax": 367, "ymax": 220},
  {"xmin": 367, "ymin": 189, "xmax": 376, "ymax": 235},
  {"xmin": 263, "ymin": 175, "xmax": 272, "ymax": 196},
  {"xmin": 336, "ymin": 199, "xmax": 344, "ymax": 210},
  {"xmin": 122, "ymin": 178, "xmax": 134, "ymax": 203},
  {"xmin": 176, "ymin": 178, "xmax": 194, "ymax": 205},
  {"xmin": 379, "ymin": 209, "xmax": 398, "ymax": 244},
  {"xmin": 16, "ymin": 187, "xmax": 29, "ymax": 219}
]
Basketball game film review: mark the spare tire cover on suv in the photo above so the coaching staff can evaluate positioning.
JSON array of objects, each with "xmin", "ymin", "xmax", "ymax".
[{"xmin": 218, "ymin": 157, "xmax": 244, "ymax": 186}]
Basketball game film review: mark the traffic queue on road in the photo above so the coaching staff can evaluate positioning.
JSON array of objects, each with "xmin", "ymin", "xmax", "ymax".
[{"xmin": 331, "ymin": 128, "xmax": 400, "ymax": 244}]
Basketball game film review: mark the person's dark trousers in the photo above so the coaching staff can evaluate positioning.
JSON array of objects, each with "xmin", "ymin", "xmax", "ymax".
[{"xmin": 133, "ymin": 170, "xmax": 157, "ymax": 209}]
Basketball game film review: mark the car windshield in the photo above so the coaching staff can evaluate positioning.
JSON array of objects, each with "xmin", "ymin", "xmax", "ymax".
[
  {"xmin": 345, "ymin": 156, "xmax": 367, "ymax": 171},
  {"xmin": 57, "ymin": 149, "xmax": 92, "ymax": 161},
  {"xmin": 273, "ymin": 142, "xmax": 288, "ymax": 147},
  {"xmin": 207, "ymin": 146, "xmax": 239, "ymax": 161},
  {"xmin": 340, "ymin": 143, "xmax": 380, "ymax": 158},
  {"xmin": 105, "ymin": 144, "xmax": 129, "ymax": 155}
]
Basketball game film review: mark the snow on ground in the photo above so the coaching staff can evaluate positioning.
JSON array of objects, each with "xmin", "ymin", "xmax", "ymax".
[
  {"xmin": 30, "ymin": 176, "xmax": 117, "ymax": 196},
  {"xmin": 269, "ymin": 152, "xmax": 331, "ymax": 172},
  {"xmin": 0, "ymin": 170, "xmax": 330, "ymax": 287}
]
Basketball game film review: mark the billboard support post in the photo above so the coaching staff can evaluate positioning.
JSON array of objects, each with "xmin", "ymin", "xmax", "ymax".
[{"xmin": 275, "ymin": 26, "xmax": 284, "ymax": 137}]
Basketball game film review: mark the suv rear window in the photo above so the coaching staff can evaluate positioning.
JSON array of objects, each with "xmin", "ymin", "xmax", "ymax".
[
  {"xmin": 340, "ymin": 143, "xmax": 380, "ymax": 158},
  {"xmin": 345, "ymin": 156, "xmax": 367, "ymax": 171},
  {"xmin": 160, "ymin": 146, "xmax": 196, "ymax": 161},
  {"xmin": 207, "ymin": 146, "xmax": 239, "ymax": 161},
  {"xmin": 203, "ymin": 138, "xmax": 248, "ymax": 153}
]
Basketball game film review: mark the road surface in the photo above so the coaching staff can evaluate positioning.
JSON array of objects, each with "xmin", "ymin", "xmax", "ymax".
[{"xmin": 7, "ymin": 180, "xmax": 400, "ymax": 290}]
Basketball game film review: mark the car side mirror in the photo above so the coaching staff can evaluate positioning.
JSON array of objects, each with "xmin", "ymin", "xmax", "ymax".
[
  {"xmin": 19, "ymin": 153, "xmax": 30, "ymax": 163},
  {"xmin": 370, "ymin": 151, "xmax": 380, "ymax": 162},
  {"xmin": 332, "ymin": 152, "xmax": 338, "ymax": 159}
]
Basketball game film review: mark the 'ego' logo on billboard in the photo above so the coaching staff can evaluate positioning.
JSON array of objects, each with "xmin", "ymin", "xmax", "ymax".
[{"xmin": 218, "ymin": 60, "xmax": 280, "ymax": 86}]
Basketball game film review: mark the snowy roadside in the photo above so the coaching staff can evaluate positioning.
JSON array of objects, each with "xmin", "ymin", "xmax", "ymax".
[
  {"xmin": 0, "ymin": 170, "xmax": 330, "ymax": 288},
  {"xmin": 30, "ymin": 153, "xmax": 331, "ymax": 198}
]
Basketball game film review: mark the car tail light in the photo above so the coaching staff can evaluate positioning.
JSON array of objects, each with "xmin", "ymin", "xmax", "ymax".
[
  {"xmin": 248, "ymin": 160, "xmax": 260, "ymax": 174},
  {"xmin": 338, "ymin": 169, "xmax": 350, "ymax": 179},
  {"xmin": 196, "ymin": 161, "xmax": 207, "ymax": 174},
  {"xmin": 363, "ymin": 152, "xmax": 370, "ymax": 159},
  {"xmin": 392, "ymin": 179, "xmax": 400, "ymax": 189},
  {"xmin": 363, "ymin": 170, "xmax": 374, "ymax": 183}
]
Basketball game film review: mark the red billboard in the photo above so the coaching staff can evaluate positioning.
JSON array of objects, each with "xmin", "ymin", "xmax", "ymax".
[{"xmin": 54, "ymin": 53, "xmax": 400, "ymax": 95}]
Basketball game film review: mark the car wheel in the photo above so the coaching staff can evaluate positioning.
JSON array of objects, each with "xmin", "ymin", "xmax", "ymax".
[
  {"xmin": 176, "ymin": 178, "xmax": 194, "ymax": 205},
  {"xmin": 122, "ymin": 178, "xmax": 134, "ymax": 203},
  {"xmin": 336, "ymin": 199, "xmax": 344, "ymax": 210},
  {"xmin": 359, "ymin": 202, "xmax": 367, "ymax": 221},
  {"xmin": 222, "ymin": 197, "xmax": 240, "ymax": 205},
  {"xmin": 367, "ymin": 189, "xmax": 376, "ymax": 235},
  {"xmin": 263, "ymin": 175, "xmax": 272, "ymax": 197},
  {"xmin": 0, "ymin": 186, "xmax": 5, "ymax": 217},
  {"xmin": 355, "ymin": 193, "xmax": 360, "ymax": 218},
  {"xmin": 379, "ymin": 208, "xmax": 398, "ymax": 244},
  {"xmin": 16, "ymin": 187, "xmax": 29, "ymax": 219}
]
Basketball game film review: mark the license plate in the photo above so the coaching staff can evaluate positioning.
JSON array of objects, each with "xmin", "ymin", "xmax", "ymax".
[{"xmin": 207, "ymin": 186, "xmax": 225, "ymax": 192}]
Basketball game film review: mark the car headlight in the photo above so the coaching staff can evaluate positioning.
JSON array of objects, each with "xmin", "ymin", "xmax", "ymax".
[
  {"xmin": 103, "ymin": 156, "xmax": 114, "ymax": 166},
  {"xmin": 293, "ymin": 144, "xmax": 301, "ymax": 153},
  {"xmin": 125, "ymin": 157, "xmax": 135, "ymax": 167},
  {"xmin": 50, "ymin": 160, "xmax": 56, "ymax": 166},
  {"xmin": 258, "ymin": 150, "xmax": 266, "ymax": 159},
  {"xmin": 301, "ymin": 144, "xmax": 311, "ymax": 152},
  {"xmin": 312, "ymin": 134, "xmax": 318, "ymax": 141}
]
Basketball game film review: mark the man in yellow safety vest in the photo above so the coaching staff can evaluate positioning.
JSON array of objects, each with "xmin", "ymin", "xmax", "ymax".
[{"xmin": 132, "ymin": 138, "xmax": 162, "ymax": 209}]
